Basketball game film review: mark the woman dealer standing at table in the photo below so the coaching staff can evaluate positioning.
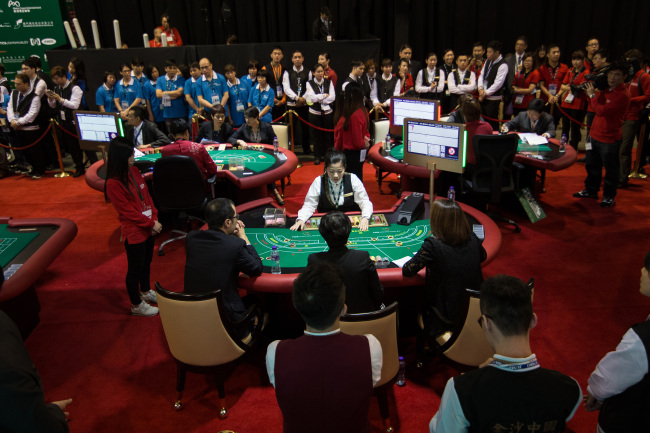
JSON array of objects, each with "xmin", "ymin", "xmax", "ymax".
[
  {"xmin": 290, "ymin": 149, "xmax": 373, "ymax": 231},
  {"xmin": 105, "ymin": 137, "xmax": 161, "ymax": 317}
]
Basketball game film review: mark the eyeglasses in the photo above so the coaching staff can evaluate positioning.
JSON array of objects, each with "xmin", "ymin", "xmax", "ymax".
[
  {"xmin": 231, "ymin": 213, "xmax": 239, "ymax": 221},
  {"xmin": 477, "ymin": 314, "xmax": 493, "ymax": 328}
]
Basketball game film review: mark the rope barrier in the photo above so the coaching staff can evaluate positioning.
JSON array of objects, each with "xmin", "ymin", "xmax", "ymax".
[
  {"xmin": 0, "ymin": 124, "xmax": 52, "ymax": 150},
  {"xmin": 288, "ymin": 109, "xmax": 335, "ymax": 132},
  {"xmin": 553, "ymin": 103, "xmax": 589, "ymax": 128},
  {"xmin": 54, "ymin": 121, "xmax": 80, "ymax": 138}
]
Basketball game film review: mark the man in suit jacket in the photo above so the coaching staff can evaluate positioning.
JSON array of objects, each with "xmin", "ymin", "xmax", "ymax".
[
  {"xmin": 184, "ymin": 198, "xmax": 263, "ymax": 323},
  {"xmin": 124, "ymin": 106, "xmax": 171, "ymax": 150},
  {"xmin": 502, "ymin": 98, "xmax": 556, "ymax": 138},
  {"xmin": 307, "ymin": 211, "xmax": 383, "ymax": 314},
  {"xmin": 504, "ymin": 36, "xmax": 528, "ymax": 102}
]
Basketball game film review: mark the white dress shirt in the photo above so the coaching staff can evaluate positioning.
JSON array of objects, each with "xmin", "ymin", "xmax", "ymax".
[
  {"xmin": 282, "ymin": 66, "xmax": 313, "ymax": 104},
  {"xmin": 47, "ymin": 80, "xmax": 82, "ymax": 110},
  {"xmin": 305, "ymin": 78, "xmax": 336, "ymax": 115},
  {"xmin": 447, "ymin": 69, "xmax": 477, "ymax": 95},
  {"xmin": 415, "ymin": 68, "xmax": 445, "ymax": 94},
  {"xmin": 296, "ymin": 173, "xmax": 373, "ymax": 222},
  {"xmin": 478, "ymin": 55, "xmax": 509, "ymax": 100}
]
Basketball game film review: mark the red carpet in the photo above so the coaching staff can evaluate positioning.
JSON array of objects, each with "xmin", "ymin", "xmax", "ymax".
[{"xmin": 2, "ymin": 157, "xmax": 650, "ymax": 432}]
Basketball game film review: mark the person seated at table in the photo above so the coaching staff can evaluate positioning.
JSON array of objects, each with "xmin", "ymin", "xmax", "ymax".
[
  {"xmin": 197, "ymin": 104, "xmax": 233, "ymax": 143},
  {"xmin": 161, "ymin": 119, "xmax": 217, "ymax": 180},
  {"xmin": 501, "ymin": 98, "xmax": 556, "ymax": 138},
  {"xmin": 184, "ymin": 198, "xmax": 263, "ymax": 336},
  {"xmin": 402, "ymin": 199, "xmax": 486, "ymax": 338},
  {"xmin": 124, "ymin": 106, "xmax": 171, "ymax": 150},
  {"xmin": 228, "ymin": 106, "xmax": 276, "ymax": 147},
  {"xmin": 266, "ymin": 262, "xmax": 382, "ymax": 433},
  {"xmin": 462, "ymin": 96, "xmax": 494, "ymax": 166},
  {"xmin": 290, "ymin": 149, "xmax": 373, "ymax": 231},
  {"xmin": 307, "ymin": 211, "xmax": 383, "ymax": 314}
]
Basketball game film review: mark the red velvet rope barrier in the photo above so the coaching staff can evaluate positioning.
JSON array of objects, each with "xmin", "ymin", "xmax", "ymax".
[
  {"xmin": 54, "ymin": 122, "xmax": 80, "ymax": 138},
  {"xmin": 553, "ymin": 103, "xmax": 589, "ymax": 128},
  {"xmin": 0, "ymin": 124, "xmax": 52, "ymax": 150}
]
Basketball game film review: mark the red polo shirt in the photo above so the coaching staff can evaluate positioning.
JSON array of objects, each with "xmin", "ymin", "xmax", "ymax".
[
  {"xmin": 539, "ymin": 63, "xmax": 569, "ymax": 102},
  {"xmin": 589, "ymin": 83, "xmax": 631, "ymax": 143},
  {"xmin": 160, "ymin": 139, "xmax": 218, "ymax": 179},
  {"xmin": 623, "ymin": 70, "xmax": 650, "ymax": 121}
]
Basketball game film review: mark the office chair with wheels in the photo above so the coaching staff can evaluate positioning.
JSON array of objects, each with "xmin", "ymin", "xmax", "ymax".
[{"xmin": 463, "ymin": 134, "xmax": 522, "ymax": 232}]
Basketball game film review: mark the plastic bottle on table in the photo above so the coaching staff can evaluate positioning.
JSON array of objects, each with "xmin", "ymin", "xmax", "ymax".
[
  {"xmin": 385, "ymin": 133, "xmax": 392, "ymax": 152},
  {"xmin": 396, "ymin": 356, "xmax": 406, "ymax": 386},
  {"xmin": 270, "ymin": 245, "xmax": 281, "ymax": 274},
  {"xmin": 447, "ymin": 186, "xmax": 456, "ymax": 202},
  {"xmin": 273, "ymin": 137, "xmax": 279, "ymax": 154},
  {"xmin": 560, "ymin": 133, "xmax": 567, "ymax": 153}
]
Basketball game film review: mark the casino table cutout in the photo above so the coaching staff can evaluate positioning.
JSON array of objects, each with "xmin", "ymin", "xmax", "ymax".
[
  {"xmin": 135, "ymin": 149, "xmax": 277, "ymax": 177},
  {"xmin": 0, "ymin": 224, "xmax": 40, "ymax": 268},
  {"xmin": 246, "ymin": 220, "xmax": 432, "ymax": 272}
]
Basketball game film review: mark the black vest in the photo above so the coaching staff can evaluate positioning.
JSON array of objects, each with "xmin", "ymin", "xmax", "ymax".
[
  {"xmin": 11, "ymin": 90, "xmax": 38, "ymax": 127},
  {"xmin": 484, "ymin": 57, "xmax": 507, "ymax": 96},
  {"xmin": 287, "ymin": 68, "xmax": 310, "ymax": 105},
  {"xmin": 317, "ymin": 173, "xmax": 359, "ymax": 213},
  {"xmin": 453, "ymin": 69, "xmax": 471, "ymax": 87},
  {"xmin": 264, "ymin": 62, "xmax": 285, "ymax": 95},
  {"xmin": 598, "ymin": 320, "xmax": 650, "ymax": 433},
  {"xmin": 308, "ymin": 78, "xmax": 331, "ymax": 112},
  {"xmin": 54, "ymin": 81, "xmax": 78, "ymax": 129},
  {"xmin": 361, "ymin": 75, "xmax": 375, "ymax": 100},
  {"xmin": 378, "ymin": 75, "xmax": 398, "ymax": 103},
  {"xmin": 421, "ymin": 68, "xmax": 442, "ymax": 90},
  {"xmin": 441, "ymin": 63, "xmax": 455, "ymax": 90}
]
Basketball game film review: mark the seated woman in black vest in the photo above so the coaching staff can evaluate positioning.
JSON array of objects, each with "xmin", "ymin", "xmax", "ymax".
[
  {"xmin": 290, "ymin": 149, "xmax": 373, "ymax": 231},
  {"xmin": 197, "ymin": 104, "xmax": 233, "ymax": 143},
  {"xmin": 227, "ymin": 106, "xmax": 276, "ymax": 147}
]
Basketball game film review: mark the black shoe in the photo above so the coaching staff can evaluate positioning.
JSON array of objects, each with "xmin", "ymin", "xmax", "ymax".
[
  {"xmin": 314, "ymin": 157, "xmax": 320, "ymax": 165},
  {"xmin": 31, "ymin": 173, "xmax": 44, "ymax": 180},
  {"xmin": 600, "ymin": 196, "xmax": 616, "ymax": 207},
  {"xmin": 577, "ymin": 156, "xmax": 587, "ymax": 163},
  {"xmin": 573, "ymin": 189, "xmax": 598, "ymax": 199},
  {"xmin": 73, "ymin": 168, "xmax": 85, "ymax": 178}
]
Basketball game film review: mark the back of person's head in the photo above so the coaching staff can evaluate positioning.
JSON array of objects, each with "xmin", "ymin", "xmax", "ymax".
[
  {"xmin": 129, "ymin": 106, "xmax": 147, "ymax": 122},
  {"xmin": 527, "ymin": 98, "xmax": 544, "ymax": 113},
  {"xmin": 205, "ymin": 198, "xmax": 235, "ymax": 230},
  {"xmin": 625, "ymin": 49, "xmax": 643, "ymax": 61},
  {"xmin": 131, "ymin": 56, "xmax": 144, "ymax": 67},
  {"xmin": 487, "ymin": 40, "xmax": 503, "ymax": 53},
  {"xmin": 480, "ymin": 275, "xmax": 533, "ymax": 337},
  {"xmin": 429, "ymin": 199, "xmax": 471, "ymax": 246},
  {"xmin": 324, "ymin": 148, "xmax": 346, "ymax": 169},
  {"xmin": 169, "ymin": 119, "xmax": 189, "ymax": 136},
  {"xmin": 50, "ymin": 66, "xmax": 66, "ymax": 79},
  {"xmin": 595, "ymin": 48, "xmax": 610, "ymax": 62},
  {"xmin": 461, "ymin": 97, "xmax": 481, "ymax": 122},
  {"xmin": 29, "ymin": 55, "xmax": 42, "ymax": 69},
  {"xmin": 104, "ymin": 137, "xmax": 135, "ymax": 202},
  {"xmin": 319, "ymin": 211, "xmax": 352, "ymax": 248},
  {"xmin": 244, "ymin": 106, "xmax": 260, "ymax": 120},
  {"xmin": 608, "ymin": 60, "xmax": 628, "ymax": 75},
  {"xmin": 293, "ymin": 263, "xmax": 345, "ymax": 330}
]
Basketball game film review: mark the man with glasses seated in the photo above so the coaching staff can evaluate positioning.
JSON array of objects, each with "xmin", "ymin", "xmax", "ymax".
[
  {"xmin": 184, "ymin": 198, "xmax": 263, "ymax": 331},
  {"xmin": 124, "ymin": 106, "xmax": 170, "ymax": 151},
  {"xmin": 429, "ymin": 274, "xmax": 582, "ymax": 433}
]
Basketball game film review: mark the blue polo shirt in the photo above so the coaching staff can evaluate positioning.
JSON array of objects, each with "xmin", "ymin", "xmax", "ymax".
[
  {"xmin": 156, "ymin": 74, "xmax": 188, "ymax": 119},
  {"xmin": 198, "ymin": 72, "xmax": 228, "ymax": 106},
  {"xmin": 95, "ymin": 84, "xmax": 117, "ymax": 112},
  {"xmin": 114, "ymin": 78, "xmax": 143, "ymax": 110},
  {"xmin": 184, "ymin": 77, "xmax": 201, "ymax": 119},
  {"xmin": 248, "ymin": 83, "xmax": 275, "ymax": 123},
  {"xmin": 226, "ymin": 78, "xmax": 251, "ymax": 126},
  {"xmin": 144, "ymin": 80, "xmax": 164, "ymax": 123}
]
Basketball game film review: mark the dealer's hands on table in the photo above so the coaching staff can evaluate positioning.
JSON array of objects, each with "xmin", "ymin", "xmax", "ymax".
[
  {"xmin": 359, "ymin": 217, "xmax": 369, "ymax": 231},
  {"xmin": 290, "ymin": 220, "xmax": 305, "ymax": 231}
]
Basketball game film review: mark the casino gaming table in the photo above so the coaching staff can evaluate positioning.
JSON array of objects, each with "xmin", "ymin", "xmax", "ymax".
[
  {"xmin": 85, "ymin": 143, "xmax": 298, "ymax": 203},
  {"xmin": 0, "ymin": 217, "xmax": 78, "ymax": 339},
  {"xmin": 234, "ymin": 193, "xmax": 501, "ymax": 293}
]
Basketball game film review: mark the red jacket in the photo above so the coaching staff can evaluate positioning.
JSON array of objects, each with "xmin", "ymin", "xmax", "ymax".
[
  {"xmin": 465, "ymin": 121, "xmax": 494, "ymax": 165},
  {"xmin": 106, "ymin": 166, "xmax": 157, "ymax": 244},
  {"xmin": 560, "ymin": 67, "xmax": 588, "ymax": 110},
  {"xmin": 623, "ymin": 70, "xmax": 650, "ymax": 121},
  {"xmin": 589, "ymin": 84, "xmax": 631, "ymax": 143},
  {"xmin": 160, "ymin": 139, "xmax": 217, "ymax": 179},
  {"xmin": 539, "ymin": 63, "xmax": 569, "ymax": 102},
  {"xmin": 334, "ymin": 108, "xmax": 369, "ymax": 151},
  {"xmin": 513, "ymin": 69, "xmax": 540, "ymax": 109}
]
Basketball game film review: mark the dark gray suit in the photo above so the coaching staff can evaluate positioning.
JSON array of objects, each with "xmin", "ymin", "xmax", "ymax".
[
  {"xmin": 125, "ymin": 120, "xmax": 171, "ymax": 148},
  {"xmin": 504, "ymin": 111, "xmax": 556, "ymax": 138}
]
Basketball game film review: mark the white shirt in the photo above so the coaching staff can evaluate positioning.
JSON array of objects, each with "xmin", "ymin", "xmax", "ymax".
[
  {"xmin": 478, "ymin": 55, "xmax": 509, "ymax": 100},
  {"xmin": 365, "ymin": 73, "xmax": 380, "ymax": 105},
  {"xmin": 47, "ymin": 80, "xmax": 82, "ymax": 110},
  {"xmin": 415, "ymin": 68, "xmax": 445, "ymax": 94},
  {"xmin": 29, "ymin": 75, "xmax": 47, "ymax": 98},
  {"xmin": 447, "ymin": 69, "xmax": 477, "ymax": 95},
  {"xmin": 133, "ymin": 122, "xmax": 144, "ymax": 146},
  {"xmin": 265, "ymin": 329, "xmax": 383, "ymax": 387},
  {"xmin": 282, "ymin": 66, "xmax": 313, "ymax": 102},
  {"xmin": 305, "ymin": 79, "xmax": 335, "ymax": 114},
  {"xmin": 7, "ymin": 90, "xmax": 41, "ymax": 130},
  {"xmin": 380, "ymin": 73, "xmax": 394, "ymax": 105},
  {"xmin": 296, "ymin": 173, "xmax": 373, "ymax": 222}
]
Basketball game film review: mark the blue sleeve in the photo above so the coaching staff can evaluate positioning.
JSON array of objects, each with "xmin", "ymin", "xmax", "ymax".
[
  {"xmin": 218, "ymin": 75, "xmax": 228, "ymax": 97},
  {"xmin": 196, "ymin": 81, "xmax": 206, "ymax": 98},
  {"xmin": 183, "ymin": 82, "xmax": 192, "ymax": 96},
  {"xmin": 267, "ymin": 88, "xmax": 275, "ymax": 107},
  {"xmin": 134, "ymin": 82, "xmax": 143, "ymax": 99},
  {"xmin": 248, "ymin": 87, "xmax": 256, "ymax": 106},
  {"xmin": 177, "ymin": 77, "xmax": 185, "ymax": 91},
  {"xmin": 156, "ymin": 77, "xmax": 164, "ymax": 92},
  {"xmin": 114, "ymin": 83, "xmax": 122, "ymax": 101},
  {"xmin": 95, "ymin": 87, "xmax": 105, "ymax": 107}
]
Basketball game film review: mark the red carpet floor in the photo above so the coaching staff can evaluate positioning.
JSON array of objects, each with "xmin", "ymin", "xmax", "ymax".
[{"xmin": 2, "ymin": 157, "xmax": 650, "ymax": 432}]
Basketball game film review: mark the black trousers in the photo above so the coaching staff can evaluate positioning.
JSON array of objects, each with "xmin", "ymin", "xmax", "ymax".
[
  {"xmin": 561, "ymin": 108, "xmax": 586, "ymax": 150},
  {"xmin": 57, "ymin": 123, "xmax": 84, "ymax": 171},
  {"xmin": 124, "ymin": 236, "xmax": 154, "ymax": 305},
  {"xmin": 15, "ymin": 129, "xmax": 46, "ymax": 176},
  {"xmin": 344, "ymin": 149, "xmax": 364, "ymax": 182},
  {"xmin": 291, "ymin": 105, "xmax": 311, "ymax": 153},
  {"xmin": 585, "ymin": 138, "xmax": 620, "ymax": 198},
  {"xmin": 481, "ymin": 99, "xmax": 501, "ymax": 131},
  {"xmin": 308, "ymin": 111, "xmax": 333, "ymax": 159}
]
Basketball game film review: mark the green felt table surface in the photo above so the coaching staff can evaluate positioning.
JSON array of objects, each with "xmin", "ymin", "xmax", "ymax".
[
  {"xmin": 0, "ymin": 225, "xmax": 39, "ymax": 268},
  {"xmin": 135, "ymin": 149, "xmax": 276, "ymax": 173},
  {"xmin": 389, "ymin": 144, "xmax": 404, "ymax": 160},
  {"xmin": 246, "ymin": 220, "xmax": 431, "ymax": 270}
]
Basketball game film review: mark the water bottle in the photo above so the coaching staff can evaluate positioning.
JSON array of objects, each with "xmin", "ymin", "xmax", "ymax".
[
  {"xmin": 270, "ymin": 245, "xmax": 281, "ymax": 274},
  {"xmin": 396, "ymin": 356, "xmax": 406, "ymax": 386},
  {"xmin": 447, "ymin": 186, "xmax": 456, "ymax": 202},
  {"xmin": 385, "ymin": 133, "xmax": 392, "ymax": 152},
  {"xmin": 273, "ymin": 136, "xmax": 279, "ymax": 154},
  {"xmin": 559, "ymin": 133, "xmax": 567, "ymax": 154}
]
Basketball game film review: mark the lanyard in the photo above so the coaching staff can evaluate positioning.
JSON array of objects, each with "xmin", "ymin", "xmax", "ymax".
[
  {"xmin": 272, "ymin": 65, "xmax": 282, "ymax": 83},
  {"xmin": 570, "ymin": 67, "xmax": 585, "ymax": 84},
  {"xmin": 548, "ymin": 65, "xmax": 559, "ymax": 82},
  {"xmin": 328, "ymin": 178, "xmax": 343, "ymax": 207},
  {"xmin": 516, "ymin": 69, "xmax": 532, "ymax": 85},
  {"xmin": 122, "ymin": 81, "xmax": 130, "ymax": 100},
  {"xmin": 166, "ymin": 76, "xmax": 174, "ymax": 91},
  {"xmin": 128, "ymin": 170, "xmax": 145, "ymax": 202}
]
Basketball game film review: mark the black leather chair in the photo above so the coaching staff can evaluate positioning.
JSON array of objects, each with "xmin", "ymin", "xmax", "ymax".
[
  {"xmin": 152, "ymin": 155, "xmax": 214, "ymax": 255},
  {"xmin": 463, "ymin": 134, "xmax": 522, "ymax": 232}
]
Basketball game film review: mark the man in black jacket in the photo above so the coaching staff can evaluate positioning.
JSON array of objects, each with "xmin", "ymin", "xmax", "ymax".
[
  {"xmin": 124, "ymin": 106, "xmax": 170, "ymax": 150},
  {"xmin": 501, "ymin": 98, "xmax": 556, "ymax": 138},
  {"xmin": 307, "ymin": 211, "xmax": 383, "ymax": 314}
]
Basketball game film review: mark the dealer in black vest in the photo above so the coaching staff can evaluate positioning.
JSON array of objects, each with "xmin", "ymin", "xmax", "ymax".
[
  {"xmin": 477, "ymin": 40, "xmax": 509, "ymax": 130},
  {"xmin": 290, "ymin": 149, "xmax": 373, "ymax": 232}
]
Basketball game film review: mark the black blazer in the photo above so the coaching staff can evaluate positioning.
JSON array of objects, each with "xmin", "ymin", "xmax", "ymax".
[
  {"xmin": 125, "ymin": 120, "xmax": 171, "ymax": 148},
  {"xmin": 504, "ymin": 111, "xmax": 556, "ymax": 138},
  {"xmin": 197, "ymin": 121, "xmax": 233, "ymax": 143},
  {"xmin": 227, "ymin": 121, "xmax": 276, "ymax": 145},
  {"xmin": 307, "ymin": 246, "xmax": 383, "ymax": 314},
  {"xmin": 184, "ymin": 229, "xmax": 263, "ymax": 321}
]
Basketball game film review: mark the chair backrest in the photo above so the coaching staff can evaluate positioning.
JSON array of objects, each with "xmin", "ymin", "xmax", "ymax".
[
  {"xmin": 271, "ymin": 124, "xmax": 289, "ymax": 150},
  {"xmin": 153, "ymin": 155, "xmax": 207, "ymax": 211},
  {"xmin": 156, "ymin": 283, "xmax": 246, "ymax": 366},
  {"xmin": 372, "ymin": 119, "xmax": 390, "ymax": 146},
  {"xmin": 340, "ymin": 302, "xmax": 399, "ymax": 387},
  {"xmin": 471, "ymin": 134, "xmax": 519, "ymax": 203},
  {"xmin": 442, "ymin": 291, "xmax": 493, "ymax": 367}
]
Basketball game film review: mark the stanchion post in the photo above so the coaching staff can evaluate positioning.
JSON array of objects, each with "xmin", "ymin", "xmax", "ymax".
[
  {"xmin": 50, "ymin": 119, "xmax": 71, "ymax": 178},
  {"xmin": 99, "ymin": 145, "xmax": 107, "ymax": 165}
]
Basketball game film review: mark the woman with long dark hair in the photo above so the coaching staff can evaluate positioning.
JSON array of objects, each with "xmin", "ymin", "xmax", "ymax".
[
  {"xmin": 68, "ymin": 57, "xmax": 88, "ymax": 109},
  {"xmin": 402, "ymin": 199, "xmax": 486, "ymax": 338},
  {"xmin": 197, "ymin": 104, "xmax": 233, "ymax": 143},
  {"xmin": 333, "ymin": 81, "xmax": 369, "ymax": 181},
  {"xmin": 104, "ymin": 137, "xmax": 161, "ymax": 316}
]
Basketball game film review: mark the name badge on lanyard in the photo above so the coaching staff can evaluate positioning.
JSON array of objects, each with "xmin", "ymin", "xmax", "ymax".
[
  {"xmin": 276, "ymin": 85, "xmax": 283, "ymax": 97},
  {"xmin": 60, "ymin": 110, "xmax": 66, "ymax": 121},
  {"xmin": 162, "ymin": 93, "xmax": 172, "ymax": 107},
  {"xmin": 514, "ymin": 94, "xmax": 524, "ymax": 105},
  {"xmin": 549, "ymin": 83, "xmax": 558, "ymax": 96},
  {"xmin": 211, "ymin": 94, "xmax": 220, "ymax": 105},
  {"xmin": 564, "ymin": 93, "xmax": 575, "ymax": 104}
]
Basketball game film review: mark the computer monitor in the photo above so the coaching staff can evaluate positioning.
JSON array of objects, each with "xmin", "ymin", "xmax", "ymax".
[
  {"xmin": 403, "ymin": 118, "xmax": 466, "ymax": 174},
  {"xmin": 389, "ymin": 96, "xmax": 440, "ymax": 136},
  {"xmin": 73, "ymin": 110, "xmax": 124, "ymax": 151}
]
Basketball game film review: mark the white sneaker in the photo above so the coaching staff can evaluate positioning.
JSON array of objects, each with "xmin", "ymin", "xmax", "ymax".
[
  {"xmin": 141, "ymin": 290, "xmax": 157, "ymax": 304},
  {"xmin": 131, "ymin": 301, "xmax": 159, "ymax": 317}
]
